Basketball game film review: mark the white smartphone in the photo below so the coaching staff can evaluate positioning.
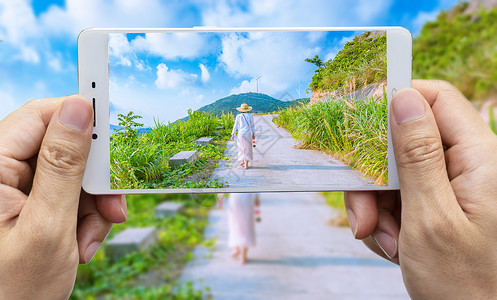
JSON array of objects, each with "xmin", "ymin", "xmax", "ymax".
[{"xmin": 78, "ymin": 27, "xmax": 411, "ymax": 195}]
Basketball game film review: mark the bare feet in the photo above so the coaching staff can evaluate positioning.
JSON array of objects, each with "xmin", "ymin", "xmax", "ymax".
[
  {"xmin": 240, "ymin": 247, "xmax": 248, "ymax": 264},
  {"xmin": 244, "ymin": 161, "xmax": 249, "ymax": 169},
  {"xmin": 231, "ymin": 247, "xmax": 240, "ymax": 259}
]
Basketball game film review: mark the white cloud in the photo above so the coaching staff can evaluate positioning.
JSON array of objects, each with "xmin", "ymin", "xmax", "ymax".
[
  {"xmin": 412, "ymin": 10, "xmax": 439, "ymax": 35},
  {"xmin": 355, "ymin": 0, "xmax": 392, "ymax": 22},
  {"xmin": 230, "ymin": 78, "xmax": 258, "ymax": 95},
  {"xmin": 131, "ymin": 33, "xmax": 208, "ymax": 60},
  {"xmin": 199, "ymin": 63, "xmax": 210, "ymax": 83},
  {"xmin": 198, "ymin": 0, "xmax": 394, "ymax": 27},
  {"xmin": 39, "ymin": 0, "xmax": 179, "ymax": 38},
  {"xmin": 155, "ymin": 63, "xmax": 198, "ymax": 89},
  {"xmin": 16, "ymin": 45, "xmax": 40, "ymax": 63},
  {"xmin": 0, "ymin": 0, "xmax": 38, "ymax": 45},
  {"xmin": 48, "ymin": 57, "xmax": 62, "ymax": 72},
  {"xmin": 220, "ymin": 32, "xmax": 317, "ymax": 95},
  {"xmin": 109, "ymin": 33, "xmax": 151, "ymax": 70}
]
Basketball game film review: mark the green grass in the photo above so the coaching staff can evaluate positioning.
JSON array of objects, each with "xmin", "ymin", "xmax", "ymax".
[
  {"xmin": 71, "ymin": 194, "xmax": 213, "ymax": 299},
  {"xmin": 274, "ymin": 91, "xmax": 388, "ymax": 185},
  {"xmin": 111, "ymin": 110, "xmax": 235, "ymax": 190}
]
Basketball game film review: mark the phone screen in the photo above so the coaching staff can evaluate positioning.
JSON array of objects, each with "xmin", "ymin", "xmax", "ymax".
[{"xmin": 108, "ymin": 30, "xmax": 388, "ymax": 191}]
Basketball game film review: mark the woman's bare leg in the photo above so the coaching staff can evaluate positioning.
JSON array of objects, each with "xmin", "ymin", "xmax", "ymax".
[
  {"xmin": 232, "ymin": 246, "xmax": 240, "ymax": 258},
  {"xmin": 241, "ymin": 247, "xmax": 248, "ymax": 264},
  {"xmin": 244, "ymin": 160, "xmax": 249, "ymax": 169}
]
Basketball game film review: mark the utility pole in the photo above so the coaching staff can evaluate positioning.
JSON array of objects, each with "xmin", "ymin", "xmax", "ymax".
[
  {"xmin": 255, "ymin": 76, "xmax": 261, "ymax": 93},
  {"xmin": 296, "ymin": 82, "xmax": 302, "ymax": 99}
]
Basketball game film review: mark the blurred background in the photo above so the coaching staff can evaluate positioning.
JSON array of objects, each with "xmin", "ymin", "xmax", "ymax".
[{"xmin": 1, "ymin": 0, "xmax": 496, "ymax": 299}]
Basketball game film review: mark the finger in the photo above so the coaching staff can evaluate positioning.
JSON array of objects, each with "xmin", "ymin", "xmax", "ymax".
[
  {"xmin": 362, "ymin": 236, "xmax": 396, "ymax": 264},
  {"xmin": 390, "ymin": 88, "xmax": 463, "ymax": 221},
  {"xmin": 412, "ymin": 80, "xmax": 493, "ymax": 147},
  {"xmin": 344, "ymin": 191, "xmax": 378, "ymax": 239},
  {"xmin": 0, "ymin": 97, "xmax": 67, "ymax": 161},
  {"xmin": 372, "ymin": 208, "xmax": 400, "ymax": 263},
  {"xmin": 0, "ymin": 155, "xmax": 33, "ymax": 193},
  {"xmin": 95, "ymin": 194, "xmax": 127, "ymax": 224},
  {"xmin": 22, "ymin": 95, "xmax": 93, "ymax": 227},
  {"xmin": 77, "ymin": 193, "xmax": 112, "ymax": 264},
  {"xmin": 0, "ymin": 184, "xmax": 27, "ymax": 232}
]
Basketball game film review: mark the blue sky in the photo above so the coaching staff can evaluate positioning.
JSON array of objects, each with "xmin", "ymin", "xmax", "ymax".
[{"xmin": 0, "ymin": 0, "xmax": 461, "ymax": 120}]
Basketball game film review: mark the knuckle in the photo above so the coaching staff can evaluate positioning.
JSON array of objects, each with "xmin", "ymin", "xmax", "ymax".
[
  {"xmin": 38, "ymin": 140, "xmax": 87, "ymax": 176},
  {"xmin": 397, "ymin": 135, "xmax": 444, "ymax": 169}
]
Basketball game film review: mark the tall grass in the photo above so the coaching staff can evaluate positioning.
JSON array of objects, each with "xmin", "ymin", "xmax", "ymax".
[
  {"xmin": 274, "ymin": 91, "xmax": 388, "ymax": 185},
  {"xmin": 110, "ymin": 110, "xmax": 235, "ymax": 189}
]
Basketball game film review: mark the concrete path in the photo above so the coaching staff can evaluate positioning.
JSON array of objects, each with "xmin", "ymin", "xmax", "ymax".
[
  {"xmin": 179, "ymin": 192, "xmax": 410, "ymax": 299},
  {"xmin": 211, "ymin": 115, "xmax": 378, "ymax": 191}
]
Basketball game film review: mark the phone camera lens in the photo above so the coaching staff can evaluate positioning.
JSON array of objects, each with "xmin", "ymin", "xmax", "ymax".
[
  {"xmin": 92, "ymin": 82, "xmax": 96, "ymax": 88},
  {"xmin": 92, "ymin": 133, "xmax": 98, "ymax": 140}
]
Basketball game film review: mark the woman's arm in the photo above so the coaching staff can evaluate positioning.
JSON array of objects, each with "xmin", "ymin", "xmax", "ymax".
[
  {"xmin": 250, "ymin": 114, "xmax": 255, "ymax": 138},
  {"xmin": 231, "ymin": 115, "xmax": 239, "ymax": 139}
]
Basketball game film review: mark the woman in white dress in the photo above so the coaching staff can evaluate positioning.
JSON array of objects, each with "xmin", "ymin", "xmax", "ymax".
[
  {"xmin": 231, "ymin": 103, "xmax": 255, "ymax": 169},
  {"xmin": 218, "ymin": 193, "xmax": 260, "ymax": 264}
]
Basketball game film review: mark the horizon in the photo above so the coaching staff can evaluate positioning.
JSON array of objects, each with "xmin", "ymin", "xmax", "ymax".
[{"xmin": 109, "ymin": 91, "xmax": 309, "ymax": 127}]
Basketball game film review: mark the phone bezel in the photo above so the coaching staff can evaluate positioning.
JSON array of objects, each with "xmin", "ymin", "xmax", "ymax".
[{"xmin": 79, "ymin": 27, "xmax": 411, "ymax": 194}]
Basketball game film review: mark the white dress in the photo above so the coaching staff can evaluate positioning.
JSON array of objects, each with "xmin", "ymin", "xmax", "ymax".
[
  {"xmin": 231, "ymin": 113, "xmax": 255, "ymax": 161},
  {"xmin": 227, "ymin": 193, "xmax": 257, "ymax": 248}
]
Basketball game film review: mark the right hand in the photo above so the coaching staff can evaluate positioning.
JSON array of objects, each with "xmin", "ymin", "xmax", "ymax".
[
  {"xmin": 230, "ymin": 134, "xmax": 235, "ymax": 141},
  {"xmin": 344, "ymin": 80, "xmax": 497, "ymax": 299}
]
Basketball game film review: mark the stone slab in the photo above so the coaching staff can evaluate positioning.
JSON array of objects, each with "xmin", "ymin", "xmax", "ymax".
[
  {"xmin": 154, "ymin": 201, "xmax": 184, "ymax": 218},
  {"xmin": 106, "ymin": 227, "xmax": 158, "ymax": 261},
  {"xmin": 196, "ymin": 137, "xmax": 214, "ymax": 146},
  {"xmin": 216, "ymin": 126, "xmax": 224, "ymax": 130},
  {"xmin": 169, "ymin": 150, "xmax": 198, "ymax": 169},
  {"xmin": 214, "ymin": 131, "xmax": 221, "ymax": 136}
]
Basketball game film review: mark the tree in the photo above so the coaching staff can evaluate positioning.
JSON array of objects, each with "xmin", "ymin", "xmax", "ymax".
[{"xmin": 305, "ymin": 55, "xmax": 324, "ymax": 68}]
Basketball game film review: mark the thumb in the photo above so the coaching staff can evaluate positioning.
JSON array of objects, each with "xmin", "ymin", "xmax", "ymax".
[
  {"xmin": 22, "ymin": 95, "xmax": 93, "ymax": 227},
  {"xmin": 390, "ymin": 88, "xmax": 460, "ymax": 220}
]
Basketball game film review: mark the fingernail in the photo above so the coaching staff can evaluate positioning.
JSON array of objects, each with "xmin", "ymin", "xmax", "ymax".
[
  {"xmin": 392, "ymin": 88, "xmax": 426, "ymax": 124},
  {"xmin": 59, "ymin": 96, "xmax": 92, "ymax": 131},
  {"xmin": 346, "ymin": 209, "xmax": 358, "ymax": 238},
  {"xmin": 84, "ymin": 241, "xmax": 101, "ymax": 264},
  {"xmin": 372, "ymin": 231, "xmax": 397, "ymax": 259},
  {"xmin": 120, "ymin": 195, "xmax": 127, "ymax": 221}
]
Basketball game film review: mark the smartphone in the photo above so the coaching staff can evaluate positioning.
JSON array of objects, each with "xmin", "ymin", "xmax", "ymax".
[{"xmin": 78, "ymin": 27, "xmax": 411, "ymax": 194}]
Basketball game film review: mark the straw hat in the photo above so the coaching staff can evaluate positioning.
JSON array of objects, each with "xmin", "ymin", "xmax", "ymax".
[{"xmin": 236, "ymin": 103, "xmax": 253, "ymax": 112}]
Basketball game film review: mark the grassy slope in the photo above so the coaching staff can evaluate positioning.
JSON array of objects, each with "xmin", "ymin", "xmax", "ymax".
[
  {"xmin": 309, "ymin": 31, "xmax": 387, "ymax": 92},
  {"xmin": 413, "ymin": 2, "xmax": 497, "ymax": 100}
]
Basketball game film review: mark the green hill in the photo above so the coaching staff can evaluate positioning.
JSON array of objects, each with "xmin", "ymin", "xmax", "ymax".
[
  {"xmin": 196, "ymin": 92, "xmax": 309, "ymax": 117},
  {"xmin": 413, "ymin": 1, "xmax": 497, "ymax": 100},
  {"xmin": 306, "ymin": 31, "xmax": 387, "ymax": 93}
]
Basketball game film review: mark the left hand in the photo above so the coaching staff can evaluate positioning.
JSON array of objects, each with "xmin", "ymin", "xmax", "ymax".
[{"xmin": 0, "ymin": 95, "xmax": 127, "ymax": 299}]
